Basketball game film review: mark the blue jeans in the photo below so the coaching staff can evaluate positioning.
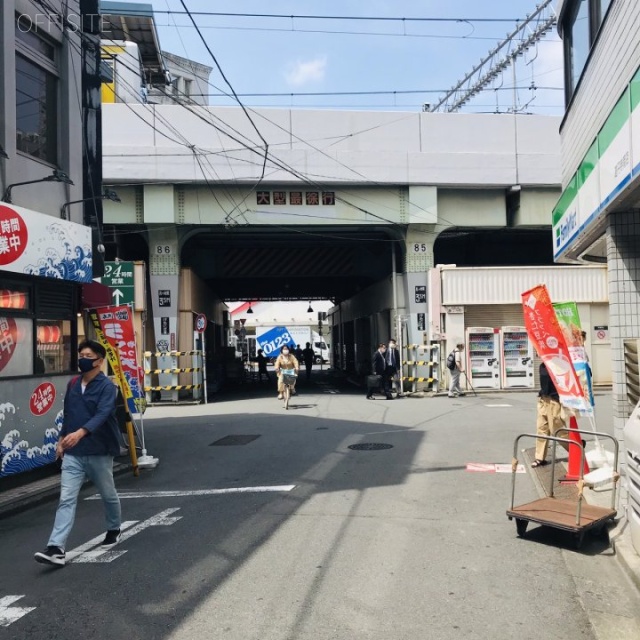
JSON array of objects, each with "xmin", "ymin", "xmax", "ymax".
[{"xmin": 48, "ymin": 454, "xmax": 121, "ymax": 550}]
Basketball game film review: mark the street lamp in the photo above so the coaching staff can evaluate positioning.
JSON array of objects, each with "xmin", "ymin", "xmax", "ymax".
[
  {"xmin": 2, "ymin": 169, "xmax": 74, "ymax": 203},
  {"xmin": 307, "ymin": 301, "xmax": 314, "ymax": 313},
  {"xmin": 60, "ymin": 188, "xmax": 121, "ymax": 220}
]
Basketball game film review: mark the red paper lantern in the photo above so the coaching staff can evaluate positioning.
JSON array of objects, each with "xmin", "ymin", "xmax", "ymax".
[
  {"xmin": 0, "ymin": 289, "xmax": 26, "ymax": 309},
  {"xmin": 37, "ymin": 325, "xmax": 61, "ymax": 343}
]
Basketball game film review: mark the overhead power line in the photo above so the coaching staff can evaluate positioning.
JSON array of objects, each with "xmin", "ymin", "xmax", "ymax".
[
  {"xmin": 430, "ymin": 0, "xmax": 558, "ymax": 112},
  {"xmin": 109, "ymin": 9, "xmax": 528, "ymax": 24},
  {"xmin": 191, "ymin": 86, "xmax": 562, "ymax": 99}
]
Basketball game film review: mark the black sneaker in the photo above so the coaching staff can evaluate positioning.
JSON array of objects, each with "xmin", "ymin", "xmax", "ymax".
[
  {"xmin": 101, "ymin": 529, "xmax": 121, "ymax": 547},
  {"xmin": 34, "ymin": 546, "xmax": 66, "ymax": 566}
]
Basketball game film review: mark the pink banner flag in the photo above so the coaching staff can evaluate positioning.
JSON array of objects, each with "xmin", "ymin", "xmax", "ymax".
[
  {"xmin": 90, "ymin": 305, "xmax": 144, "ymax": 414},
  {"xmin": 521, "ymin": 285, "xmax": 589, "ymax": 412}
]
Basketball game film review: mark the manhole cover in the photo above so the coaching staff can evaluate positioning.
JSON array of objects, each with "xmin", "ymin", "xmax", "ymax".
[
  {"xmin": 348, "ymin": 443, "xmax": 393, "ymax": 451},
  {"xmin": 209, "ymin": 435, "xmax": 261, "ymax": 446}
]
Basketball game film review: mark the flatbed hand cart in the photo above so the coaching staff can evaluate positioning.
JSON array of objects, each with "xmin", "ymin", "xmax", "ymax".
[{"xmin": 507, "ymin": 430, "xmax": 620, "ymax": 549}]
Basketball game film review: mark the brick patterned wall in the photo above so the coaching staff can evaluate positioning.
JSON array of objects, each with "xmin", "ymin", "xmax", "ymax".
[{"xmin": 607, "ymin": 209, "xmax": 640, "ymax": 497}]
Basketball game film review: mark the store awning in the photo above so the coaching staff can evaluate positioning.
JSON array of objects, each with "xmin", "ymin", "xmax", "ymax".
[{"xmin": 81, "ymin": 281, "xmax": 113, "ymax": 309}]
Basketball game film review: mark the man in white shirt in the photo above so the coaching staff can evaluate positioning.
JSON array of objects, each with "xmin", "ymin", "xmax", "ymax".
[{"xmin": 448, "ymin": 343, "xmax": 466, "ymax": 398}]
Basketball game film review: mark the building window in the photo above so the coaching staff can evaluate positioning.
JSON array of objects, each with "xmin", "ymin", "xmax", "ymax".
[
  {"xmin": 15, "ymin": 19, "xmax": 58, "ymax": 164},
  {"xmin": 100, "ymin": 58, "xmax": 114, "ymax": 83},
  {"xmin": 567, "ymin": 0, "xmax": 590, "ymax": 95},
  {"xmin": 36, "ymin": 320, "xmax": 72, "ymax": 374},
  {"xmin": 562, "ymin": 0, "xmax": 614, "ymax": 104},
  {"xmin": 599, "ymin": 0, "xmax": 613, "ymax": 17},
  {"xmin": 0, "ymin": 277, "xmax": 76, "ymax": 377}
]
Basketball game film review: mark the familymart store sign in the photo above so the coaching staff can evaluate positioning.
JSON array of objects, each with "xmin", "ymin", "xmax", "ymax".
[{"xmin": 553, "ymin": 67, "xmax": 640, "ymax": 260}]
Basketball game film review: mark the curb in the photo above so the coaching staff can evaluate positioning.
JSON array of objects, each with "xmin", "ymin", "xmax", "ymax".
[{"xmin": 610, "ymin": 517, "xmax": 640, "ymax": 592}]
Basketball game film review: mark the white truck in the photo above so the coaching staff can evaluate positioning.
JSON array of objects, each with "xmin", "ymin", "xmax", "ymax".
[{"xmin": 256, "ymin": 325, "xmax": 330, "ymax": 364}]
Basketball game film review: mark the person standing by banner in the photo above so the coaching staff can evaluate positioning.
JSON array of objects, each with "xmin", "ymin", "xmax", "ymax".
[
  {"xmin": 531, "ymin": 362, "xmax": 568, "ymax": 467},
  {"xmin": 34, "ymin": 340, "xmax": 122, "ymax": 567},
  {"xmin": 521, "ymin": 286, "xmax": 589, "ymax": 413}
]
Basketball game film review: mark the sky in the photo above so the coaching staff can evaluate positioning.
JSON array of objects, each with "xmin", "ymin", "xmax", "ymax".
[{"xmin": 147, "ymin": 0, "xmax": 565, "ymax": 114}]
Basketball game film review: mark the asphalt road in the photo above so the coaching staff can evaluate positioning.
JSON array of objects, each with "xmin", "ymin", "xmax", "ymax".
[{"xmin": 2, "ymin": 373, "xmax": 639, "ymax": 640}]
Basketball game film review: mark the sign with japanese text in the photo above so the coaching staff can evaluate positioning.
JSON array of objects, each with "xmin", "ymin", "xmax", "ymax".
[
  {"xmin": 90, "ymin": 304, "xmax": 144, "ymax": 414},
  {"xmin": 553, "ymin": 301, "xmax": 594, "ymax": 411},
  {"xmin": 255, "ymin": 190, "xmax": 335, "ymax": 206},
  {"xmin": 0, "ymin": 203, "xmax": 92, "ymax": 282},
  {"xmin": 415, "ymin": 285, "xmax": 426, "ymax": 304},
  {"xmin": 30, "ymin": 382, "xmax": 56, "ymax": 416},
  {"xmin": 0, "ymin": 316, "xmax": 18, "ymax": 374},
  {"xmin": 102, "ymin": 261, "xmax": 134, "ymax": 305},
  {"xmin": 521, "ymin": 285, "xmax": 589, "ymax": 412},
  {"xmin": 158, "ymin": 290, "xmax": 171, "ymax": 307}
]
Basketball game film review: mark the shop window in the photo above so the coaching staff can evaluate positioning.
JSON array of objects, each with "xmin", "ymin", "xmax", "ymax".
[
  {"xmin": 0, "ymin": 277, "xmax": 76, "ymax": 377},
  {"xmin": 15, "ymin": 17, "xmax": 59, "ymax": 164},
  {"xmin": 36, "ymin": 320, "xmax": 71, "ymax": 375},
  {"xmin": 0, "ymin": 287, "xmax": 30, "ymax": 310},
  {"xmin": 0, "ymin": 316, "xmax": 33, "ymax": 377}
]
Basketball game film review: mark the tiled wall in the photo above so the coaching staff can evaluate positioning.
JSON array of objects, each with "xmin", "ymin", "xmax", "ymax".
[{"xmin": 607, "ymin": 209, "xmax": 640, "ymax": 498}]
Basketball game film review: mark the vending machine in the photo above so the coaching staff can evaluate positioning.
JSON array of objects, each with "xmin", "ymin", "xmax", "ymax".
[
  {"xmin": 465, "ymin": 327, "xmax": 501, "ymax": 389},
  {"xmin": 500, "ymin": 326, "xmax": 535, "ymax": 388}
]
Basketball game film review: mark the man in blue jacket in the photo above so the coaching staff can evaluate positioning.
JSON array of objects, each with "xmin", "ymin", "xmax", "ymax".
[{"xmin": 34, "ymin": 340, "xmax": 122, "ymax": 567}]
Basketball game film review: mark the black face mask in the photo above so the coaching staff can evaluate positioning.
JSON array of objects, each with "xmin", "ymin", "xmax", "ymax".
[{"xmin": 78, "ymin": 357, "xmax": 97, "ymax": 373}]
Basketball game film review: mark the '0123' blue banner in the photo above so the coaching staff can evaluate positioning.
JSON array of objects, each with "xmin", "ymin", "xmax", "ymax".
[{"xmin": 256, "ymin": 326, "xmax": 295, "ymax": 357}]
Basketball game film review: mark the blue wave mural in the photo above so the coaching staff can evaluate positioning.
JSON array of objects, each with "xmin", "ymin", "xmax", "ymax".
[
  {"xmin": 0, "ymin": 403, "xmax": 64, "ymax": 477},
  {"xmin": 23, "ymin": 222, "xmax": 92, "ymax": 283}
]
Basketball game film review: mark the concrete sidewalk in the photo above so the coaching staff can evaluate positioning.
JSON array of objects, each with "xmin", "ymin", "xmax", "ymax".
[{"xmin": 522, "ymin": 443, "xmax": 640, "ymax": 592}]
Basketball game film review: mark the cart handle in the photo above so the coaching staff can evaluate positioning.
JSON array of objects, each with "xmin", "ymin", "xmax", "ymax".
[
  {"xmin": 555, "ymin": 427, "xmax": 620, "ymax": 511},
  {"xmin": 511, "ymin": 433, "xmax": 585, "ymax": 526}
]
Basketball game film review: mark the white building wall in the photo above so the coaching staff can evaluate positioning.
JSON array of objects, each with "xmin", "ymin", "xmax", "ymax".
[
  {"xmin": 441, "ymin": 266, "xmax": 608, "ymax": 305},
  {"xmin": 560, "ymin": 0, "xmax": 640, "ymax": 185},
  {"xmin": 103, "ymin": 105, "xmax": 561, "ymax": 188}
]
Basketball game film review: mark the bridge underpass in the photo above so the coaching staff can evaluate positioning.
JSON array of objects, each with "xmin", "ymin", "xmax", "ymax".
[
  {"xmin": 181, "ymin": 225, "xmax": 402, "ymax": 303},
  {"xmin": 179, "ymin": 225, "xmax": 405, "ymax": 382}
]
